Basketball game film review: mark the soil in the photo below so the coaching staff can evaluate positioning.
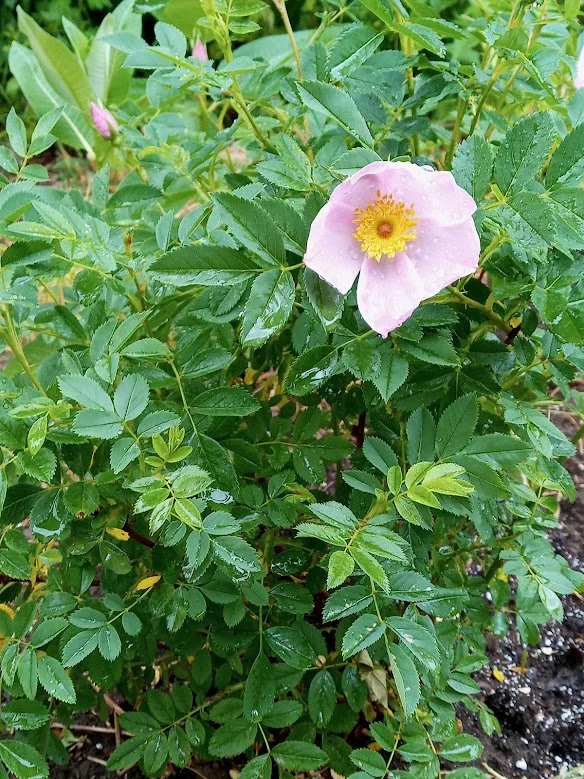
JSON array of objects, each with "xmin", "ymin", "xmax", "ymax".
[{"xmin": 48, "ymin": 415, "xmax": 584, "ymax": 779}]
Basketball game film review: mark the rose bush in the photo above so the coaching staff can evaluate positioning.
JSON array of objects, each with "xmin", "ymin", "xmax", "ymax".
[{"xmin": 0, "ymin": 0, "xmax": 583, "ymax": 777}]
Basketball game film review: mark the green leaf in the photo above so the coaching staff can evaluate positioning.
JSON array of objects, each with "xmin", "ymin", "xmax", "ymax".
[
  {"xmin": 241, "ymin": 270, "xmax": 295, "ymax": 347},
  {"xmin": 137, "ymin": 411, "xmax": 181, "ymax": 438},
  {"xmin": 113, "ymin": 374, "xmax": 149, "ymax": 421},
  {"xmin": 64, "ymin": 481, "xmax": 99, "ymax": 516},
  {"xmin": 296, "ymin": 80, "xmax": 373, "ymax": 148},
  {"xmin": 327, "ymin": 550, "xmax": 355, "ymax": 589},
  {"xmin": 545, "ymin": 123, "xmax": 584, "ymax": 188},
  {"xmin": 168, "ymin": 465, "xmax": 213, "ymax": 498},
  {"xmin": 323, "ymin": 586, "xmax": 373, "ymax": 622},
  {"xmin": 239, "ymin": 755, "xmax": 272, "ymax": 779},
  {"xmin": 150, "ymin": 245, "xmax": 260, "ymax": 287},
  {"xmin": 494, "ymin": 112, "xmax": 554, "ymax": 194},
  {"xmin": 305, "ymin": 269, "xmax": 344, "ymax": 328},
  {"xmin": 208, "ymin": 721, "xmax": 257, "ymax": 758},
  {"xmin": 58, "ymin": 374, "xmax": 113, "ymax": 412},
  {"xmin": 20, "ymin": 449, "xmax": 57, "ymax": 482},
  {"xmin": 243, "ymin": 653, "xmax": 275, "ymax": 721},
  {"xmin": 369, "ymin": 344, "xmax": 408, "ymax": 401},
  {"xmin": 0, "ymin": 739, "xmax": 48, "ymax": 779},
  {"xmin": 212, "ymin": 536, "xmax": 262, "ymax": 579},
  {"xmin": 386, "ymin": 616, "xmax": 440, "ymax": 672},
  {"xmin": 27, "ymin": 414, "xmax": 47, "ymax": 456},
  {"xmin": 460, "ymin": 434, "xmax": 531, "ymax": 466},
  {"xmin": 341, "ymin": 614, "xmax": 386, "ymax": 658},
  {"xmin": 37, "ymin": 656, "xmax": 76, "ymax": 703},
  {"xmin": 271, "ymin": 741, "xmax": 328, "ymax": 771},
  {"xmin": 0, "ymin": 701, "xmax": 49, "ymax": 731},
  {"xmin": 0, "ymin": 550, "xmax": 29, "ymax": 580},
  {"xmin": 122, "ymin": 338, "xmax": 170, "ymax": 359},
  {"xmin": 213, "ymin": 192, "xmax": 285, "ymax": 265},
  {"xmin": 110, "ymin": 437, "xmax": 141, "ymax": 473},
  {"xmin": 257, "ymin": 134, "xmax": 312, "ymax": 192},
  {"xmin": 62, "ymin": 629, "xmax": 99, "ymax": 667},
  {"xmin": 107, "ymin": 737, "xmax": 148, "ymax": 772},
  {"xmin": 98, "ymin": 624, "xmax": 122, "ymax": 661},
  {"xmin": 452, "ymin": 135, "xmax": 493, "ymax": 201},
  {"xmin": 389, "ymin": 644, "xmax": 420, "ymax": 716},
  {"xmin": 399, "ymin": 335, "xmax": 458, "ymax": 366},
  {"xmin": 363, "ymin": 437, "xmax": 398, "ymax": 473},
  {"xmin": 191, "ymin": 387, "xmax": 260, "ymax": 417},
  {"xmin": 69, "ymin": 608, "xmax": 107, "ymax": 629},
  {"xmin": 435, "ymin": 394, "xmax": 478, "ymax": 458},
  {"xmin": 17, "ymin": 649, "xmax": 37, "ymax": 701},
  {"xmin": 328, "ymin": 25, "xmax": 384, "ymax": 80},
  {"xmin": 285, "ymin": 346, "xmax": 338, "ymax": 395},
  {"xmin": 73, "ymin": 410, "xmax": 123, "ymax": 439},
  {"xmin": 31, "ymin": 617, "xmax": 69, "ymax": 648},
  {"xmin": 439, "ymin": 734, "xmax": 483, "ymax": 762},
  {"xmin": 6, "ymin": 109, "xmax": 28, "ymax": 158},
  {"xmin": 265, "ymin": 626, "xmax": 317, "ymax": 669},
  {"xmin": 308, "ymin": 669, "xmax": 336, "ymax": 725},
  {"xmin": 350, "ymin": 747, "xmax": 387, "ymax": 777}
]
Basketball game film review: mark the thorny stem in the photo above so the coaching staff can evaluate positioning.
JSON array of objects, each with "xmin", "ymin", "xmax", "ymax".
[
  {"xmin": 445, "ymin": 286, "xmax": 510, "ymax": 333},
  {"xmin": 272, "ymin": 0, "xmax": 303, "ymax": 79}
]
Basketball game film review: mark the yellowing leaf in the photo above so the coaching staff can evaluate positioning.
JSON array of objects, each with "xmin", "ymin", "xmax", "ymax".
[
  {"xmin": 136, "ymin": 574, "xmax": 161, "ymax": 591},
  {"xmin": 106, "ymin": 527, "xmax": 130, "ymax": 541},
  {"xmin": 0, "ymin": 604, "xmax": 15, "ymax": 619},
  {"xmin": 492, "ymin": 668, "xmax": 505, "ymax": 682}
]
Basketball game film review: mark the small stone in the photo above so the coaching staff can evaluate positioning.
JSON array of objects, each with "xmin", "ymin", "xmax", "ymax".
[
  {"xmin": 541, "ymin": 646, "xmax": 553, "ymax": 655},
  {"xmin": 518, "ymin": 686, "xmax": 531, "ymax": 694},
  {"xmin": 516, "ymin": 759, "xmax": 528, "ymax": 771}
]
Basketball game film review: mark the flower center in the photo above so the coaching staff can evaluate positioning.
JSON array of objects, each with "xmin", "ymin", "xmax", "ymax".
[{"xmin": 353, "ymin": 192, "xmax": 417, "ymax": 261}]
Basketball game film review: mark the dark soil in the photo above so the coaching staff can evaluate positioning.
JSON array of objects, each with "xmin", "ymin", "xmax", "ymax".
[{"xmin": 458, "ymin": 416, "xmax": 584, "ymax": 779}]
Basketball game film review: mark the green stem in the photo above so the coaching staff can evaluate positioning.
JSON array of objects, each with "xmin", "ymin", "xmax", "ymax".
[
  {"xmin": 445, "ymin": 286, "xmax": 510, "ymax": 333},
  {"xmin": 0, "ymin": 307, "xmax": 46, "ymax": 395}
]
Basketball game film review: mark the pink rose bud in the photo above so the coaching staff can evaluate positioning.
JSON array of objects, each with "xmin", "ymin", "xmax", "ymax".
[
  {"xmin": 192, "ymin": 38, "xmax": 208, "ymax": 62},
  {"xmin": 90, "ymin": 102, "xmax": 119, "ymax": 139},
  {"xmin": 575, "ymin": 48, "xmax": 584, "ymax": 90},
  {"xmin": 304, "ymin": 161, "xmax": 480, "ymax": 337}
]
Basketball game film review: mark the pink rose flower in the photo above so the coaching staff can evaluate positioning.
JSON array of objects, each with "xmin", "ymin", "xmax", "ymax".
[
  {"xmin": 90, "ymin": 102, "xmax": 119, "ymax": 139},
  {"xmin": 304, "ymin": 161, "xmax": 480, "ymax": 337},
  {"xmin": 575, "ymin": 47, "xmax": 584, "ymax": 89},
  {"xmin": 192, "ymin": 38, "xmax": 208, "ymax": 62}
]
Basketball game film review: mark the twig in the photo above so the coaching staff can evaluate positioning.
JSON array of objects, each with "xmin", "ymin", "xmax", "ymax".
[
  {"xmin": 482, "ymin": 763, "xmax": 510, "ymax": 779},
  {"xmin": 87, "ymin": 756, "xmax": 108, "ymax": 767}
]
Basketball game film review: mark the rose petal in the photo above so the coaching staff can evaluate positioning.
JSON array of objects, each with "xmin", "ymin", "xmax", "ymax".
[
  {"xmin": 406, "ymin": 217, "xmax": 480, "ymax": 297},
  {"xmin": 304, "ymin": 201, "xmax": 364, "ymax": 294},
  {"xmin": 356, "ymin": 253, "xmax": 425, "ymax": 337},
  {"xmin": 333, "ymin": 161, "xmax": 476, "ymax": 227}
]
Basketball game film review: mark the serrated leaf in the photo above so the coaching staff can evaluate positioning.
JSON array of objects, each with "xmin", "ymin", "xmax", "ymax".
[
  {"xmin": 342, "ymin": 614, "xmax": 386, "ymax": 658},
  {"xmin": 494, "ymin": 112, "xmax": 554, "ymax": 194},
  {"xmin": 58, "ymin": 374, "xmax": 113, "ymax": 412},
  {"xmin": 62, "ymin": 629, "xmax": 99, "ymax": 667},
  {"xmin": 37, "ymin": 656, "xmax": 76, "ymax": 703},
  {"xmin": 0, "ymin": 739, "xmax": 48, "ymax": 779},
  {"xmin": 285, "ymin": 346, "xmax": 338, "ymax": 396},
  {"xmin": 296, "ymin": 80, "xmax": 373, "ymax": 148},
  {"xmin": 213, "ymin": 192, "xmax": 285, "ymax": 265},
  {"xmin": 243, "ymin": 653, "xmax": 275, "ymax": 721},
  {"xmin": 327, "ymin": 550, "xmax": 355, "ymax": 589},
  {"xmin": 150, "ymin": 245, "xmax": 260, "ymax": 287},
  {"xmin": 241, "ymin": 269, "xmax": 295, "ymax": 347},
  {"xmin": 435, "ymin": 394, "xmax": 478, "ymax": 458},
  {"xmin": 114, "ymin": 374, "xmax": 149, "ymax": 421},
  {"xmin": 98, "ymin": 624, "xmax": 122, "ymax": 661},
  {"xmin": 191, "ymin": 387, "xmax": 260, "ymax": 417}
]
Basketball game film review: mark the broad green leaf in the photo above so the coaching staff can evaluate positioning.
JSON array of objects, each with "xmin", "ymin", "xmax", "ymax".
[
  {"xmin": 213, "ymin": 192, "xmax": 285, "ymax": 265},
  {"xmin": 296, "ymin": 80, "xmax": 373, "ymax": 148},
  {"xmin": 435, "ymin": 394, "xmax": 478, "ymax": 458},
  {"xmin": 341, "ymin": 614, "xmax": 386, "ymax": 658},
  {"xmin": 389, "ymin": 644, "xmax": 420, "ymax": 716},
  {"xmin": 452, "ymin": 135, "xmax": 493, "ymax": 201},
  {"xmin": 0, "ymin": 701, "xmax": 49, "ymax": 731},
  {"xmin": 350, "ymin": 748, "xmax": 387, "ymax": 777},
  {"xmin": 58, "ymin": 374, "xmax": 113, "ymax": 412},
  {"xmin": 285, "ymin": 346, "xmax": 338, "ymax": 395},
  {"xmin": 439, "ymin": 734, "xmax": 483, "ymax": 762},
  {"xmin": 271, "ymin": 741, "xmax": 328, "ymax": 771},
  {"xmin": 328, "ymin": 25, "xmax": 384, "ymax": 80},
  {"xmin": 243, "ymin": 653, "xmax": 275, "ymax": 721},
  {"xmin": 370, "ymin": 344, "xmax": 408, "ymax": 401},
  {"xmin": 191, "ymin": 387, "xmax": 260, "ymax": 417},
  {"xmin": 241, "ymin": 270, "xmax": 295, "ymax": 347},
  {"xmin": 150, "ymin": 245, "xmax": 260, "ymax": 287},
  {"xmin": 37, "ymin": 656, "xmax": 76, "ymax": 703},
  {"xmin": 494, "ymin": 112, "xmax": 554, "ymax": 194},
  {"xmin": 327, "ymin": 550, "xmax": 355, "ymax": 589},
  {"xmin": 323, "ymin": 586, "xmax": 373, "ymax": 622},
  {"xmin": 308, "ymin": 669, "xmax": 336, "ymax": 725},
  {"xmin": 305, "ymin": 269, "xmax": 344, "ymax": 328},
  {"xmin": 363, "ymin": 436, "xmax": 398, "ymax": 473},
  {"xmin": 208, "ymin": 720, "xmax": 257, "ymax": 758},
  {"xmin": 265, "ymin": 626, "xmax": 317, "ymax": 669},
  {"xmin": 6, "ymin": 109, "xmax": 27, "ymax": 157},
  {"xmin": 62, "ymin": 629, "xmax": 100, "ymax": 667},
  {"xmin": 73, "ymin": 410, "xmax": 123, "ymax": 439},
  {"xmin": 386, "ymin": 616, "xmax": 440, "ymax": 671},
  {"xmin": 17, "ymin": 7, "xmax": 93, "ymax": 109},
  {"xmin": 545, "ymin": 123, "xmax": 584, "ymax": 188},
  {"xmin": 110, "ymin": 437, "xmax": 141, "ymax": 473},
  {"xmin": 213, "ymin": 536, "xmax": 262, "ymax": 579},
  {"xmin": 98, "ymin": 624, "xmax": 122, "ymax": 661},
  {"xmin": 0, "ymin": 739, "xmax": 48, "ymax": 779},
  {"xmin": 114, "ymin": 374, "xmax": 149, "ymax": 421}
]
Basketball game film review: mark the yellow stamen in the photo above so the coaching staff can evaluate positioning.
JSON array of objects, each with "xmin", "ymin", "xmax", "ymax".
[{"xmin": 353, "ymin": 192, "xmax": 417, "ymax": 261}]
